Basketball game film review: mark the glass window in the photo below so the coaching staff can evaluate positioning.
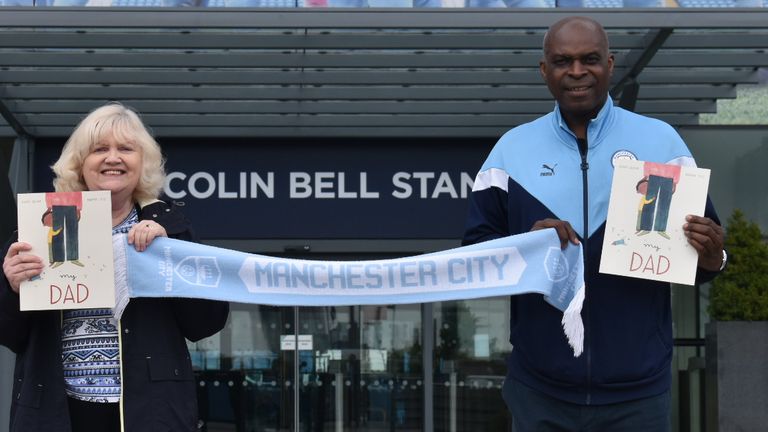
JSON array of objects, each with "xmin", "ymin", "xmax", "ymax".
[{"xmin": 433, "ymin": 297, "xmax": 512, "ymax": 431}]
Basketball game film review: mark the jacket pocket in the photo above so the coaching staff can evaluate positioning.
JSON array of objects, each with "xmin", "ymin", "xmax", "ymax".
[{"xmin": 146, "ymin": 355, "xmax": 194, "ymax": 382}]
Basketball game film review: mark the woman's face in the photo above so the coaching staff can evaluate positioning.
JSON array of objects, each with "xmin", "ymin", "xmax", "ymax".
[{"xmin": 81, "ymin": 134, "xmax": 143, "ymax": 205}]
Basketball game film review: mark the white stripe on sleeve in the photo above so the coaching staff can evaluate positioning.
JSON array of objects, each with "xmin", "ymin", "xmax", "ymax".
[{"xmin": 472, "ymin": 168, "xmax": 510, "ymax": 192}]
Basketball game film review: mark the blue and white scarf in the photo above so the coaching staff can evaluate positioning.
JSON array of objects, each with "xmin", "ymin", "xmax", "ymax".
[{"xmin": 113, "ymin": 228, "xmax": 586, "ymax": 356}]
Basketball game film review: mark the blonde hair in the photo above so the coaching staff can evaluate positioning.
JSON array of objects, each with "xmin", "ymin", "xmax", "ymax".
[{"xmin": 51, "ymin": 102, "xmax": 165, "ymax": 203}]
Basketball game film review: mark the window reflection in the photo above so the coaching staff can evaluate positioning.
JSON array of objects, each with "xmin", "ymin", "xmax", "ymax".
[
  {"xmin": 301, "ymin": 304, "xmax": 424, "ymax": 431},
  {"xmin": 190, "ymin": 305, "xmax": 290, "ymax": 432},
  {"xmin": 187, "ymin": 298, "xmax": 512, "ymax": 431},
  {"xmin": 189, "ymin": 303, "xmax": 424, "ymax": 431},
  {"xmin": 434, "ymin": 297, "xmax": 512, "ymax": 431}
]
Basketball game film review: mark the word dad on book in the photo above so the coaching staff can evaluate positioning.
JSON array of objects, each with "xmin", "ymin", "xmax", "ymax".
[{"xmin": 48, "ymin": 273, "xmax": 91, "ymax": 305}]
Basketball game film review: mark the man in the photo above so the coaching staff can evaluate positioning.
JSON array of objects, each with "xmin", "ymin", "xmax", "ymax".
[{"xmin": 463, "ymin": 17, "xmax": 725, "ymax": 431}]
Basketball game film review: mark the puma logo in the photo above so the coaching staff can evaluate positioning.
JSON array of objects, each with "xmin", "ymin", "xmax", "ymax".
[{"xmin": 540, "ymin": 163, "xmax": 557, "ymax": 176}]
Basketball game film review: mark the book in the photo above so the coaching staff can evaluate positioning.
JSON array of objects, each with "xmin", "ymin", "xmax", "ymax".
[
  {"xmin": 17, "ymin": 191, "xmax": 115, "ymax": 310},
  {"xmin": 599, "ymin": 160, "xmax": 711, "ymax": 285}
]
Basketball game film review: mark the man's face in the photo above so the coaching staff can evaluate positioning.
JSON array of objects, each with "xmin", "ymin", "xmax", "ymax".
[
  {"xmin": 637, "ymin": 180, "xmax": 648, "ymax": 196},
  {"xmin": 540, "ymin": 21, "xmax": 614, "ymax": 121}
]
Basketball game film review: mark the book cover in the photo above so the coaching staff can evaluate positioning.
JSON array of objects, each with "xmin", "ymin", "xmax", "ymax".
[
  {"xmin": 599, "ymin": 160, "xmax": 710, "ymax": 285},
  {"xmin": 17, "ymin": 191, "xmax": 115, "ymax": 310}
]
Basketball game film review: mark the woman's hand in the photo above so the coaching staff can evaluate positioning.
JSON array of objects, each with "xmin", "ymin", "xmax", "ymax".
[
  {"xmin": 127, "ymin": 220, "xmax": 168, "ymax": 252},
  {"xmin": 2, "ymin": 242, "xmax": 44, "ymax": 294}
]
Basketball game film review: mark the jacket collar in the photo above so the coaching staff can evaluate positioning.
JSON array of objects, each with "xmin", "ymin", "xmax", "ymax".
[
  {"xmin": 137, "ymin": 198, "xmax": 162, "ymax": 209},
  {"xmin": 551, "ymin": 98, "xmax": 615, "ymax": 151}
]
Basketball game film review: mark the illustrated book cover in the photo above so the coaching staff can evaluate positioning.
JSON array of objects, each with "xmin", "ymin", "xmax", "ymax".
[
  {"xmin": 17, "ymin": 191, "xmax": 115, "ymax": 310},
  {"xmin": 599, "ymin": 160, "xmax": 710, "ymax": 285}
]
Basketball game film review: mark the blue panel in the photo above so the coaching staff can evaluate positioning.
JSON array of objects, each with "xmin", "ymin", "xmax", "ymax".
[
  {"xmin": 676, "ymin": 0, "xmax": 763, "ymax": 6},
  {"xmin": 555, "ymin": 0, "xmax": 659, "ymax": 6},
  {"xmin": 111, "ymin": 0, "xmax": 164, "ymax": 6},
  {"xmin": 34, "ymin": 138, "xmax": 492, "ymax": 240},
  {"xmin": 205, "ymin": 0, "xmax": 296, "ymax": 6},
  {"xmin": 0, "ymin": 0, "xmax": 35, "ymax": 5}
]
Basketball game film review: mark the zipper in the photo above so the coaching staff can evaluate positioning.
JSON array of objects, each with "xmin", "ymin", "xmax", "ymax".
[{"xmin": 576, "ymin": 137, "xmax": 592, "ymax": 405}]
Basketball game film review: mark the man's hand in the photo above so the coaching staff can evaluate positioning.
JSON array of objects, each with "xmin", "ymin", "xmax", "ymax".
[
  {"xmin": 684, "ymin": 215, "xmax": 725, "ymax": 272},
  {"xmin": 531, "ymin": 218, "xmax": 580, "ymax": 249}
]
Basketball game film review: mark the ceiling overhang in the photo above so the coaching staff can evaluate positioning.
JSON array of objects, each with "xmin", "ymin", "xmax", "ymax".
[{"xmin": 0, "ymin": 7, "xmax": 766, "ymax": 138}]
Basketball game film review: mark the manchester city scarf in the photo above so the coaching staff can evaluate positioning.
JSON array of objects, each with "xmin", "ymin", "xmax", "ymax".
[{"xmin": 113, "ymin": 228, "xmax": 585, "ymax": 356}]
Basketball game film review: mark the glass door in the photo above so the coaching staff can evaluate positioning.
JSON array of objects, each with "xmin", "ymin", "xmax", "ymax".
[
  {"xmin": 191, "ymin": 304, "xmax": 296, "ymax": 431},
  {"xmin": 190, "ymin": 303, "xmax": 425, "ymax": 432},
  {"xmin": 189, "ymin": 280, "xmax": 699, "ymax": 431},
  {"xmin": 298, "ymin": 304, "xmax": 424, "ymax": 431},
  {"xmin": 188, "ymin": 288, "xmax": 511, "ymax": 432},
  {"xmin": 433, "ymin": 298, "xmax": 513, "ymax": 432}
]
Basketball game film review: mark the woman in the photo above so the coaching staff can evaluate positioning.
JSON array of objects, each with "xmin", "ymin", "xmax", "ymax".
[{"xmin": 0, "ymin": 102, "xmax": 230, "ymax": 432}]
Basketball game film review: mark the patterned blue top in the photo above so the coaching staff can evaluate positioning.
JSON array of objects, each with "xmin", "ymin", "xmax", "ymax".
[{"xmin": 61, "ymin": 207, "xmax": 138, "ymax": 403}]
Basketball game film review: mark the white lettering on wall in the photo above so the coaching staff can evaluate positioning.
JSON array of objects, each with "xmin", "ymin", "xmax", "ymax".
[
  {"xmin": 218, "ymin": 172, "xmax": 237, "ymax": 199},
  {"xmin": 290, "ymin": 172, "xmax": 380, "ymax": 199},
  {"xmin": 165, "ymin": 172, "xmax": 187, "ymax": 199},
  {"xmin": 251, "ymin": 173, "xmax": 274, "ymax": 198},
  {"xmin": 391, "ymin": 172, "xmax": 472, "ymax": 199},
  {"xmin": 391, "ymin": 172, "xmax": 412, "ymax": 199},
  {"xmin": 164, "ymin": 171, "xmax": 471, "ymax": 201},
  {"xmin": 432, "ymin": 172, "xmax": 457, "ymax": 199},
  {"xmin": 290, "ymin": 172, "xmax": 312, "ymax": 198},
  {"xmin": 189, "ymin": 172, "xmax": 216, "ymax": 199},
  {"xmin": 165, "ymin": 171, "xmax": 275, "ymax": 200},
  {"xmin": 460, "ymin": 172, "xmax": 473, "ymax": 199}
]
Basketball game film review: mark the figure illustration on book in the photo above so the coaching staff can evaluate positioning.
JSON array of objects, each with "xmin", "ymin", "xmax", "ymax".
[
  {"xmin": 44, "ymin": 192, "xmax": 84, "ymax": 268},
  {"xmin": 635, "ymin": 178, "xmax": 656, "ymax": 233},
  {"xmin": 41, "ymin": 209, "xmax": 62, "ymax": 266},
  {"xmin": 635, "ymin": 162, "xmax": 681, "ymax": 240}
]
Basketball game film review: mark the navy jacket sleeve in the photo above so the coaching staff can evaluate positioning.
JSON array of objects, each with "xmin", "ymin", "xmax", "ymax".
[
  {"xmin": 139, "ymin": 200, "xmax": 229, "ymax": 342},
  {"xmin": 0, "ymin": 232, "xmax": 32, "ymax": 354},
  {"xmin": 462, "ymin": 179, "xmax": 510, "ymax": 246}
]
